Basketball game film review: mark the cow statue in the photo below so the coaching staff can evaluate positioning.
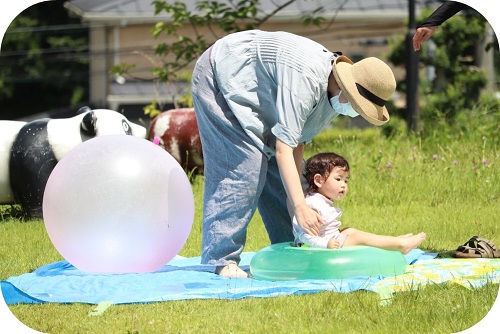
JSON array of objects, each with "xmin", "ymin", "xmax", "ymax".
[
  {"xmin": 0, "ymin": 106, "xmax": 147, "ymax": 218},
  {"xmin": 147, "ymin": 108, "xmax": 203, "ymax": 174}
]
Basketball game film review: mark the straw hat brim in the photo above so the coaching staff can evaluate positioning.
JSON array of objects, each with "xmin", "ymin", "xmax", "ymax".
[{"xmin": 333, "ymin": 56, "xmax": 391, "ymax": 126}]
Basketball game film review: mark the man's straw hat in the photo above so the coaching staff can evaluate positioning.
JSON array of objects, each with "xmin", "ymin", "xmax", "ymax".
[{"xmin": 333, "ymin": 56, "xmax": 396, "ymax": 126}]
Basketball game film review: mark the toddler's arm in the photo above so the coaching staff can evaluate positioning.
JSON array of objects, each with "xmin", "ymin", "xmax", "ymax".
[{"xmin": 294, "ymin": 229, "xmax": 329, "ymax": 248}]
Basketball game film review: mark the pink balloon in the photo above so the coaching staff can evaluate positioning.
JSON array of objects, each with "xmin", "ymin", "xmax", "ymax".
[{"xmin": 43, "ymin": 135, "xmax": 194, "ymax": 273}]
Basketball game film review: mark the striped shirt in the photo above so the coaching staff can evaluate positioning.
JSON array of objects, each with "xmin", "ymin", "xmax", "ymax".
[{"xmin": 211, "ymin": 30, "xmax": 339, "ymax": 158}]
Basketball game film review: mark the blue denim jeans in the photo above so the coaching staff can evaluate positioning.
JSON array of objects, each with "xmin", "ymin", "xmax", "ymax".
[{"xmin": 192, "ymin": 47, "xmax": 294, "ymax": 266}]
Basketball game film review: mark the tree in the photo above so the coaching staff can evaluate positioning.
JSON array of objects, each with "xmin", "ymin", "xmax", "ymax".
[
  {"xmin": 112, "ymin": 0, "xmax": 332, "ymax": 116},
  {"xmin": 0, "ymin": 0, "xmax": 89, "ymax": 120},
  {"xmin": 387, "ymin": 7, "xmax": 497, "ymax": 131}
]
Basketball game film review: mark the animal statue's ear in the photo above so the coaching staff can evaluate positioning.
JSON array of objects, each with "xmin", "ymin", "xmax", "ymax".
[
  {"xmin": 78, "ymin": 106, "xmax": 92, "ymax": 114},
  {"xmin": 81, "ymin": 111, "xmax": 97, "ymax": 137}
]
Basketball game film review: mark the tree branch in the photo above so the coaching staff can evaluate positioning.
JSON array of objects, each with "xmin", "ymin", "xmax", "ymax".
[{"xmin": 255, "ymin": 0, "xmax": 296, "ymax": 25}]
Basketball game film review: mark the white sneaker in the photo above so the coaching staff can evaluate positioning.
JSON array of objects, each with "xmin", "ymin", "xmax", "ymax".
[{"xmin": 215, "ymin": 263, "xmax": 250, "ymax": 278}]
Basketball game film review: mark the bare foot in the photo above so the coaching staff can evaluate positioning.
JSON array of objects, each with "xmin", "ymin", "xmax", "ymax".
[
  {"xmin": 215, "ymin": 263, "xmax": 250, "ymax": 278},
  {"xmin": 398, "ymin": 233, "xmax": 414, "ymax": 238},
  {"xmin": 401, "ymin": 232, "xmax": 426, "ymax": 254}
]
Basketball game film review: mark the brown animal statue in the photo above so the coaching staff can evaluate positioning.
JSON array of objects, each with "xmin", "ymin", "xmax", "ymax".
[{"xmin": 147, "ymin": 108, "xmax": 203, "ymax": 174}]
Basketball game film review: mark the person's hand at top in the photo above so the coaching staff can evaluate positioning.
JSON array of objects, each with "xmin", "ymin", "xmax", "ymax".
[
  {"xmin": 413, "ymin": 26, "xmax": 438, "ymax": 51},
  {"xmin": 412, "ymin": 1, "xmax": 468, "ymax": 51}
]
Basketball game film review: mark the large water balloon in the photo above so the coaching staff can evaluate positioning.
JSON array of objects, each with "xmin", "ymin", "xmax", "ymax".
[{"xmin": 42, "ymin": 135, "xmax": 195, "ymax": 273}]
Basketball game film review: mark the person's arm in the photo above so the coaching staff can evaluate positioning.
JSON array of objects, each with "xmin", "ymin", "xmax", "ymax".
[
  {"xmin": 413, "ymin": 1, "xmax": 469, "ymax": 51},
  {"xmin": 285, "ymin": 142, "xmax": 306, "ymax": 217},
  {"xmin": 293, "ymin": 142, "xmax": 305, "ymax": 177},
  {"xmin": 275, "ymin": 139, "xmax": 323, "ymax": 236},
  {"xmin": 419, "ymin": 1, "xmax": 467, "ymax": 28}
]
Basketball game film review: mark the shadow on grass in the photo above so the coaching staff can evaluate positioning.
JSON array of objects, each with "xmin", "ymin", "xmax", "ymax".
[
  {"xmin": 0, "ymin": 205, "xmax": 30, "ymax": 222},
  {"xmin": 435, "ymin": 250, "xmax": 456, "ymax": 258}
]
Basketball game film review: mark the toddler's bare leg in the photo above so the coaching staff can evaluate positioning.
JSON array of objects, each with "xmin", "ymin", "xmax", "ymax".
[{"xmin": 341, "ymin": 229, "xmax": 426, "ymax": 254}]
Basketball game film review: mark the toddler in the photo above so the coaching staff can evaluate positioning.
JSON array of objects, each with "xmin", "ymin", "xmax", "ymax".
[{"xmin": 293, "ymin": 152, "xmax": 426, "ymax": 254}]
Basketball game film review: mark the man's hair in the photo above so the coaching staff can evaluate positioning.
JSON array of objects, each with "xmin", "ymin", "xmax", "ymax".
[{"xmin": 304, "ymin": 152, "xmax": 349, "ymax": 192}]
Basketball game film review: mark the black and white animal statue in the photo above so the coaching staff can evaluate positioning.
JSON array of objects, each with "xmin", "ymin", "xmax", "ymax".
[{"xmin": 0, "ymin": 106, "xmax": 147, "ymax": 218}]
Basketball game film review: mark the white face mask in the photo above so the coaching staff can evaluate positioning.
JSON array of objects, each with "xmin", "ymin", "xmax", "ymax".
[{"xmin": 329, "ymin": 91, "xmax": 358, "ymax": 118}]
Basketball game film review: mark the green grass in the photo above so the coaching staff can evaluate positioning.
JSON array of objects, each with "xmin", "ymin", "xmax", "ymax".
[{"xmin": 1, "ymin": 114, "xmax": 499, "ymax": 333}]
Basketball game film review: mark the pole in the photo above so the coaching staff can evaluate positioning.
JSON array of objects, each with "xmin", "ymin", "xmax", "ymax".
[{"xmin": 406, "ymin": 0, "xmax": 420, "ymax": 132}]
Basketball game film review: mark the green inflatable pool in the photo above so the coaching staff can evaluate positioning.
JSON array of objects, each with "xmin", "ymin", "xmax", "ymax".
[{"xmin": 250, "ymin": 242, "xmax": 407, "ymax": 281}]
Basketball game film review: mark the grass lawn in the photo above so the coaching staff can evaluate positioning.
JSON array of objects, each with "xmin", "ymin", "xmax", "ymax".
[{"xmin": 1, "ymin": 119, "xmax": 499, "ymax": 333}]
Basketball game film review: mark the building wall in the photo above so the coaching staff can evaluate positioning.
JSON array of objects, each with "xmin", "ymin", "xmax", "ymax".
[
  {"xmin": 105, "ymin": 19, "xmax": 407, "ymax": 82},
  {"xmin": 88, "ymin": 17, "xmax": 410, "ymax": 123}
]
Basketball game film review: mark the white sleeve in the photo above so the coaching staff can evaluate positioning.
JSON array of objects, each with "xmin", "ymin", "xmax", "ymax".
[{"xmin": 292, "ymin": 205, "xmax": 329, "ymax": 249}]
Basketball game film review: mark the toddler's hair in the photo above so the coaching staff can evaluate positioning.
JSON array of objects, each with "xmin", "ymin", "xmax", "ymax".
[{"xmin": 304, "ymin": 152, "xmax": 349, "ymax": 192}]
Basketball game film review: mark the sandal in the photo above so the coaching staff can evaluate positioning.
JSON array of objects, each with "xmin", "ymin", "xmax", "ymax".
[{"xmin": 453, "ymin": 236, "xmax": 500, "ymax": 258}]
